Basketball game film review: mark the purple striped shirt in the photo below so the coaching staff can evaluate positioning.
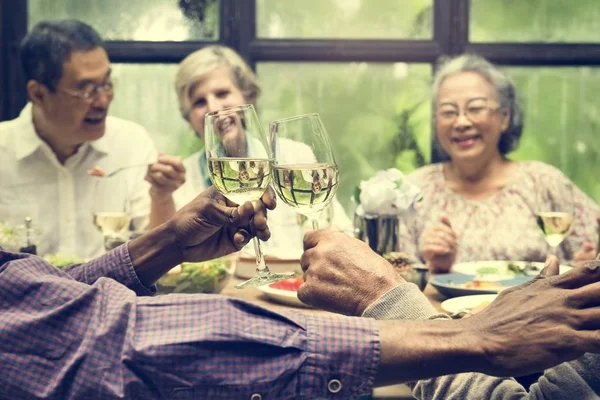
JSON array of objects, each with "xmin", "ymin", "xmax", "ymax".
[{"xmin": 0, "ymin": 246, "xmax": 379, "ymax": 399}]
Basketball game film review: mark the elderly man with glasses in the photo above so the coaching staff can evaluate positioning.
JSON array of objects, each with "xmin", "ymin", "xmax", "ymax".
[{"xmin": 0, "ymin": 19, "xmax": 185, "ymax": 259}]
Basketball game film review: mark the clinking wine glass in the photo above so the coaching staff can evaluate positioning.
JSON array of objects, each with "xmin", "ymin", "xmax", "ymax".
[
  {"xmin": 535, "ymin": 177, "xmax": 574, "ymax": 257},
  {"xmin": 269, "ymin": 113, "xmax": 339, "ymax": 230},
  {"xmin": 204, "ymin": 104, "xmax": 295, "ymax": 289}
]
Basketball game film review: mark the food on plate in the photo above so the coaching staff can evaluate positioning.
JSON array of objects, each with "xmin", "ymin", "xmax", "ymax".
[
  {"xmin": 506, "ymin": 261, "xmax": 539, "ymax": 276},
  {"xmin": 157, "ymin": 258, "xmax": 233, "ymax": 294},
  {"xmin": 449, "ymin": 278, "xmax": 504, "ymax": 290},
  {"xmin": 269, "ymin": 276, "xmax": 304, "ymax": 291},
  {"xmin": 474, "ymin": 261, "xmax": 540, "ymax": 277},
  {"xmin": 87, "ymin": 166, "xmax": 106, "ymax": 177},
  {"xmin": 383, "ymin": 251, "xmax": 413, "ymax": 275},
  {"xmin": 43, "ymin": 253, "xmax": 84, "ymax": 269}
]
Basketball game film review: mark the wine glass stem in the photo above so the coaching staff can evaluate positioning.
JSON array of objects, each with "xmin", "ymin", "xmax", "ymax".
[
  {"xmin": 311, "ymin": 218, "xmax": 320, "ymax": 230},
  {"xmin": 252, "ymin": 237, "xmax": 270, "ymax": 275}
]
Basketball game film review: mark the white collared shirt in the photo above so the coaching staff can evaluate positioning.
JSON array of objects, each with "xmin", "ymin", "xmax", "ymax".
[{"xmin": 0, "ymin": 103, "xmax": 157, "ymax": 259}]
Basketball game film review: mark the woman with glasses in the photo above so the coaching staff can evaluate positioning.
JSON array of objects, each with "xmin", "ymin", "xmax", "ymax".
[{"xmin": 399, "ymin": 54, "xmax": 599, "ymax": 273}]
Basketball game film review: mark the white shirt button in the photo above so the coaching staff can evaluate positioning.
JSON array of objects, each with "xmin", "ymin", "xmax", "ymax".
[
  {"xmin": 250, "ymin": 394, "xmax": 262, "ymax": 400},
  {"xmin": 328, "ymin": 379, "xmax": 342, "ymax": 393}
]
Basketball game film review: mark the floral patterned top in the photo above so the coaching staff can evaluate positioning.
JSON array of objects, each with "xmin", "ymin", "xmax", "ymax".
[{"xmin": 400, "ymin": 161, "xmax": 599, "ymax": 265}]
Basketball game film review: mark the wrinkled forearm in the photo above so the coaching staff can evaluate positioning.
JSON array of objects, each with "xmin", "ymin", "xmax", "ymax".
[
  {"xmin": 375, "ymin": 318, "xmax": 485, "ymax": 386},
  {"xmin": 363, "ymin": 283, "xmax": 599, "ymax": 400},
  {"xmin": 127, "ymin": 221, "xmax": 183, "ymax": 287}
]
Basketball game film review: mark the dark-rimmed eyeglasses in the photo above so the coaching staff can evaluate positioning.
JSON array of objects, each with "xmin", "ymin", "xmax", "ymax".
[{"xmin": 58, "ymin": 79, "xmax": 115, "ymax": 103}]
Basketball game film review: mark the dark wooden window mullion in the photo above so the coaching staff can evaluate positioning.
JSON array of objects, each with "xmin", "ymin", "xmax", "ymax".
[
  {"xmin": 0, "ymin": 0, "xmax": 5, "ymax": 122},
  {"xmin": 1, "ymin": 0, "xmax": 28, "ymax": 121},
  {"xmin": 467, "ymin": 43, "xmax": 600, "ymax": 66},
  {"xmin": 104, "ymin": 41, "xmax": 217, "ymax": 63}
]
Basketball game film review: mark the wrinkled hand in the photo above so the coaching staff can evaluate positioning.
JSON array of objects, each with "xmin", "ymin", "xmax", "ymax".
[
  {"xmin": 461, "ymin": 255, "xmax": 600, "ymax": 377},
  {"xmin": 145, "ymin": 153, "xmax": 186, "ymax": 202},
  {"xmin": 298, "ymin": 230, "xmax": 405, "ymax": 316},
  {"xmin": 167, "ymin": 186, "xmax": 276, "ymax": 262},
  {"xmin": 420, "ymin": 216, "xmax": 457, "ymax": 273}
]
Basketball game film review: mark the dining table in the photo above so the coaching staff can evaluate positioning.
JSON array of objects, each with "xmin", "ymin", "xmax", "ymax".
[{"xmin": 221, "ymin": 276, "xmax": 448, "ymax": 400}]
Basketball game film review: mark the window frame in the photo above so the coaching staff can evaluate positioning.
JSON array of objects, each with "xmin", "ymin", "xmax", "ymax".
[{"xmin": 2, "ymin": 0, "xmax": 600, "ymax": 160}]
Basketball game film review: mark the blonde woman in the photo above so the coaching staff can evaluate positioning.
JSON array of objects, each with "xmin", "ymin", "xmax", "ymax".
[{"xmin": 169, "ymin": 45, "xmax": 351, "ymax": 257}]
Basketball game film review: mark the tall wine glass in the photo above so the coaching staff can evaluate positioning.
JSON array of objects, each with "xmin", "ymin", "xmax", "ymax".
[
  {"xmin": 535, "ymin": 177, "xmax": 574, "ymax": 257},
  {"xmin": 205, "ymin": 104, "xmax": 294, "ymax": 289},
  {"xmin": 270, "ymin": 113, "xmax": 339, "ymax": 230}
]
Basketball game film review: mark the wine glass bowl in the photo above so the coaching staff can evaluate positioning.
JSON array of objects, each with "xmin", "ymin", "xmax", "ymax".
[
  {"xmin": 535, "ymin": 177, "xmax": 574, "ymax": 256},
  {"xmin": 92, "ymin": 211, "xmax": 132, "ymax": 251},
  {"xmin": 270, "ymin": 113, "xmax": 339, "ymax": 229},
  {"xmin": 205, "ymin": 104, "xmax": 295, "ymax": 289}
]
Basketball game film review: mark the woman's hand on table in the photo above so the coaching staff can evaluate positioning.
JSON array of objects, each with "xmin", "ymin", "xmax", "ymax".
[
  {"xmin": 298, "ymin": 230, "xmax": 405, "ymax": 316},
  {"xmin": 146, "ymin": 153, "xmax": 186, "ymax": 203},
  {"xmin": 420, "ymin": 216, "xmax": 457, "ymax": 273}
]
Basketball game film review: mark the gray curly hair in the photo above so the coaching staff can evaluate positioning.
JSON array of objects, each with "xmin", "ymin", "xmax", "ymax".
[{"xmin": 432, "ymin": 54, "xmax": 523, "ymax": 160}]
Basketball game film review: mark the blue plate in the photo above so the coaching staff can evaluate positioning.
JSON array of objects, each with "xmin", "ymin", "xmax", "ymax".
[{"xmin": 429, "ymin": 273, "xmax": 532, "ymax": 298}]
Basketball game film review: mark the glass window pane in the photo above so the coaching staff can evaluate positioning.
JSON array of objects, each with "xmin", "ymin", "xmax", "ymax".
[
  {"xmin": 257, "ymin": 62, "xmax": 432, "ymax": 213},
  {"xmin": 257, "ymin": 0, "xmax": 432, "ymax": 39},
  {"xmin": 28, "ymin": 0, "xmax": 219, "ymax": 41},
  {"xmin": 110, "ymin": 64, "xmax": 199, "ymax": 157},
  {"xmin": 507, "ymin": 67, "xmax": 600, "ymax": 202},
  {"xmin": 471, "ymin": 0, "xmax": 600, "ymax": 43}
]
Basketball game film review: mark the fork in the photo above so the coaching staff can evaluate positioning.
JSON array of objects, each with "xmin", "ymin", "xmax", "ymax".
[{"xmin": 89, "ymin": 163, "xmax": 151, "ymax": 178}]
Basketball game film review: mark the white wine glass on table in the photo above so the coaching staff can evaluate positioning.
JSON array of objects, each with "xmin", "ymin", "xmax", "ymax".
[
  {"xmin": 91, "ymin": 178, "xmax": 132, "ymax": 252},
  {"xmin": 269, "ymin": 113, "xmax": 339, "ymax": 230},
  {"xmin": 535, "ymin": 177, "xmax": 574, "ymax": 257},
  {"xmin": 204, "ymin": 104, "xmax": 295, "ymax": 289}
]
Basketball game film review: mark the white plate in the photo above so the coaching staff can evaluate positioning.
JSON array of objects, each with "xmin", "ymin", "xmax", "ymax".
[
  {"xmin": 441, "ymin": 294, "xmax": 498, "ymax": 314},
  {"xmin": 451, "ymin": 260, "xmax": 571, "ymax": 280},
  {"xmin": 257, "ymin": 285, "xmax": 311, "ymax": 308}
]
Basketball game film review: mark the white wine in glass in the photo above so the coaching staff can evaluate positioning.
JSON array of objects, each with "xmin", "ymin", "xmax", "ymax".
[
  {"xmin": 536, "ymin": 212, "xmax": 574, "ymax": 248},
  {"xmin": 270, "ymin": 113, "xmax": 338, "ymax": 229},
  {"xmin": 93, "ymin": 211, "xmax": 132, "ymax": 251},
  {"xmin": 272, "ymin": 163, "xmax": 339, "ymax": 219},
  {"xmin": 205, "ymin": 104, "xmax": 295, "ymax": 289},
  {"xmin": 208, "ymin": 158, "xmax": 271, "ymax": 205},
  {"xmin": 535, "ymin": 178, "xmax": 574, "ymax": 256}
]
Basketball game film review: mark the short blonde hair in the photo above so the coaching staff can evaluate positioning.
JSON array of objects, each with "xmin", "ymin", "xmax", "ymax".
[{"xmin": 175, "ymin": 45, "xmax": 261, "ymax": 119}]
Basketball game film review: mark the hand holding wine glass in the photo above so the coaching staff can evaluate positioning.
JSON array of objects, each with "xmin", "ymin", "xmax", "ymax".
[
  {"xmin": 535, "ymin": 177, "xmax": 574, "ymax": 257},
  {"xmin": 204, "ymin": 104, "xmax": 294, "ymax": 288},
  {"xmin": 270, "ymin": 113, "xmax": 339, "ymax": 230}
]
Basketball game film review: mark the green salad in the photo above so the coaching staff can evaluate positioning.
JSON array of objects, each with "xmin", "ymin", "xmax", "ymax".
[
  {"xmin": 157, "ymin": 258, "xmax": 233, "ymax": 294},
  {"xmin": 0, "ymin": 220, "xmax": 18, "ymax": 250},
  {"xmin": 43, "ymin": 253, "xmax": 84, "ymax": 269}
]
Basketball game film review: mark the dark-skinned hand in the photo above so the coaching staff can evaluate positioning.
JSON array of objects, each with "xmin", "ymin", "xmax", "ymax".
[
  {"xmin": 166, "ymin": 186, "xmax": 276, "ymax": 262},
  {"xmin": 459, "ymin": 255, "xmax": 600, "ymax": 377},
  {"xmin": 298, "ymin": 230, "xmax": 405, "ymax": 315}
]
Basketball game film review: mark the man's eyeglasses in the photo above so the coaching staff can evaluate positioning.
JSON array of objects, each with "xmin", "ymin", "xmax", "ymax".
[
  {"xmin": 58, "ymin": 79, "xmax": 115, "ymax": 103},
  {"xmin": 436, "ymin": 98, "xmax": 502, "ymax": 125}
]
